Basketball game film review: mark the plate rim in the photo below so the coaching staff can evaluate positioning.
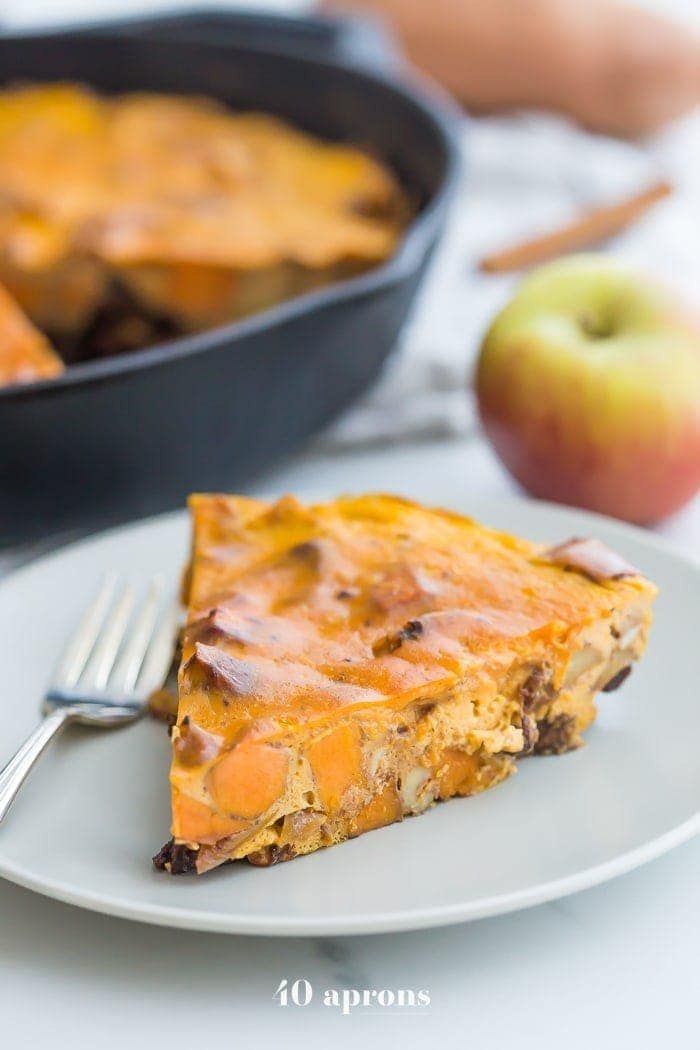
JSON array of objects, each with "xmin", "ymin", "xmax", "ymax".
[
  {"xmin": 0, "ymin": 492, "xmax": 698, "ymax": 936},
  {"xmin": 1, "ymin": 809, "xmax": 700, "ymax": 936}
]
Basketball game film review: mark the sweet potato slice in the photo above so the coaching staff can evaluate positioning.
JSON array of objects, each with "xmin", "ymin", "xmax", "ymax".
[
  {"xmin": 351, "ymin": 783, "xmax": 402, "ymax": 836},
  {"xmin": 207, "ymin": 741, "xmax": 289, "ymax": 819},
  {"xmin": 306, "ymin": 724, "xmax": 363, "ymax": 814},
  {"xmin": 436, "ymin": 749, "xmax": 482, "ymax": 799},
  {"xmin": 172, "ymin": 791, "xmax": 251, "ymax": 844}
]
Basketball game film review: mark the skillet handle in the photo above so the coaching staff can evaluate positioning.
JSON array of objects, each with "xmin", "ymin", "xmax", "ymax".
[{"xmin": 75, "ymin": 10, "xmax": 401, "ymax": 77}]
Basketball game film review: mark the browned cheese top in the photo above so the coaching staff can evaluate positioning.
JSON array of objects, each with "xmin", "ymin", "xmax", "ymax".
[
  {"xmin": 178, "ymin": 493, "xmax": 655, "ymax": 743},
  {"xmin": 0, "ymin": 84, "xmax": 406, "ymax": 273}
]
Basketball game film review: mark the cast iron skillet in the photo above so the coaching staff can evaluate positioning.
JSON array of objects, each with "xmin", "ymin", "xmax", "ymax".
[{"xmin": 0, "ymin": 10, "xmax": 461, "ymax": 545}]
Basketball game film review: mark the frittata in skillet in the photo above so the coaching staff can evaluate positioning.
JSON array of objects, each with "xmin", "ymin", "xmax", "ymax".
[{"xmin": 0, "ymin": 83, "xmax": 407, "ymax": 383}]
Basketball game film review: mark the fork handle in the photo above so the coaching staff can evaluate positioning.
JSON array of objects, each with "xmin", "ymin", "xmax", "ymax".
[{"xmin": 0, "ymin": 709, "xmax": 73, "ymax": 824}]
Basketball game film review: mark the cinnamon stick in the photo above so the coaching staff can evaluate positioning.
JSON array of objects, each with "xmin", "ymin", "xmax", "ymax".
[{"xmin": 479, "ymin": 180, "xmax": 672, "ymax": 274}]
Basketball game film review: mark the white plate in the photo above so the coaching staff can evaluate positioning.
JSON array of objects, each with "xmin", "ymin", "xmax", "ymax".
[{"xmin": 0, "ymin": 492, "xmax": 698, "ymax": 936}]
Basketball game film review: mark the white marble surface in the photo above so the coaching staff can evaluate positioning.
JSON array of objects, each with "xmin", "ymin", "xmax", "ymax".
[
  {"xmin": 0, "ymin": 437, "xmax": 698, "ymax": 1046},
  {"xmin": 1, "ymin": 836, "xmax": 699, "ymax": 1046}
]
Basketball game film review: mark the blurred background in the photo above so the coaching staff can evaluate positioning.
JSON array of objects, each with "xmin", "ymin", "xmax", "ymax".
[
  {"xmin": 1, "ymin": 0, "xmax": 698, "ymax": 544},
  {"xmin": 9, "ymin": 0, "xmax": 698, "ymax": 434}
]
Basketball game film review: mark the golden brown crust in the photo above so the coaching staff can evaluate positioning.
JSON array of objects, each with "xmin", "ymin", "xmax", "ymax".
[
  {"xmin": 160, "ymin": 493, "xmax": 656, "ymax": 874},
  {"xmin": 541, "ymin": 537, "xmax": 639, "ymax": 583}
]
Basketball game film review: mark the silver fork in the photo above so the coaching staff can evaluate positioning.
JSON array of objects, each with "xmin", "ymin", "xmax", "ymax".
[{"xmin": 0, "ymin": 573, "xmax": 180, "ymax": 825}]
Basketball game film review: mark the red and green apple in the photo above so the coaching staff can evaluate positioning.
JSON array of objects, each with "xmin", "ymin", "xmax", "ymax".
[{"xmin": 475, "ymin": 255, "xmax": 700, "ymax": 523}]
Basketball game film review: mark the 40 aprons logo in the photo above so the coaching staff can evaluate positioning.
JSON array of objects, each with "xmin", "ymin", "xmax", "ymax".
[{"xmin": 273, "ymin": 978, "xmax": 431, "ymax": 1015}]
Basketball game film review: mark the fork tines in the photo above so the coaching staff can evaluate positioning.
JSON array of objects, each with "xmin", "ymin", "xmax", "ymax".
[{"xmin": 52, "ymin": 575, "xmax": 180, "ymax": 702}]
